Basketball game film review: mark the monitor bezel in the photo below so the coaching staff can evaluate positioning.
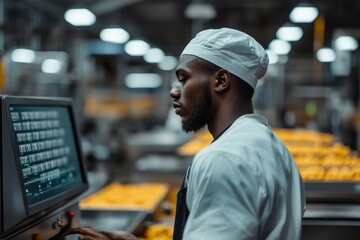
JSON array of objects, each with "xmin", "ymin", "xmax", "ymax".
[{"xmin": 3, "ymin": 95, "xmax": 88, "ymax": 216}]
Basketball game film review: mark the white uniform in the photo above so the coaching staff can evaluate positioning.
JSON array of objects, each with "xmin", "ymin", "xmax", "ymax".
[{"xmin": 183, "ymin": 114, "xmax": 306, "ymax": 240}]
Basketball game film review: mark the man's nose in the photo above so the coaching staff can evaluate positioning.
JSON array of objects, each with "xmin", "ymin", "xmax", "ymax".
[{"xmin": 170, "ymin": 83, "xmax": 180, "ymax": 99}]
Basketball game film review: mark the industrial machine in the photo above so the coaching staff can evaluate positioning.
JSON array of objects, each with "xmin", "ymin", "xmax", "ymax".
[{"xmin": 0, "ymin": 95, "xmax": 88, "ymax": 240}]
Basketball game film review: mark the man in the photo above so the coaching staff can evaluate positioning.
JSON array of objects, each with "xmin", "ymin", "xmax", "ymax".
[{"xmin": 70, "ymin": 28, "xmax": 306, "ymax": 240}]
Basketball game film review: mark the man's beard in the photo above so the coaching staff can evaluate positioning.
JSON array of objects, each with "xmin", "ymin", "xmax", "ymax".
[{"xmin": 182, "ymin": 86, "xmax": 211, "ymax": 133}]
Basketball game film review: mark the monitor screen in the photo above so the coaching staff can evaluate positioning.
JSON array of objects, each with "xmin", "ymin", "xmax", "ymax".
[{"xmin": 8, "ymin": 102, "xmax": 87, "ymax": 212}]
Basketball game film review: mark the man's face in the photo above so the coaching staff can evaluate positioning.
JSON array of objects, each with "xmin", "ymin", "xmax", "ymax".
[{"xmin": 170, "ymin": 55, "xmax": 212, "ymax": 133}]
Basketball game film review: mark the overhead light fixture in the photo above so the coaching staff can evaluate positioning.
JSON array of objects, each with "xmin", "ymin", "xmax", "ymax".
[
  {"xmin": 64, "ymin": 8, "xmax": 96, "ymax": 26},
  {"xmin": 100, "ymin": 28, "xmax": 130, "ymax": 44},
  {"xmin": 144, "ymin": 48, "xmax": 165, "ymax": 63},
  {"xmin": 158, "ymin": 56, "xmax": 178, "ymax": 71},
  {"xmin": 316, "ymin": 48, "xmax": 336, "ymax": 62},
  {"xmin": 266, "ymin": 50, "xmax": 279, "ymax": 64},
  {"xmin": 125, "ymin": 73, "xmax": 163, "ymax": 88},
  {"xmin": 289, "ymin": 3, "xmax": 319, "ymax": 23},
  {"xmin": 184, "ymin": 3, "xmax": 217, "ymax": 20},
  {"xmin": 41, "ymin": 59, "xmax": 63, "ymax": 73},
  {"xmin": 11, "ymin": 49, "xmax": 36, "ymax": 63},
  {"xmin": 268, "ymin": 39, "xmax": 291, "ymax": 55},
  {"xmin": 335, "ymin": 36, "xmax": 359, "ymax": 51},
  {"xmin": 124, "ymin": 40, "xmax": 150, "ymax": 56},
  {"xmin": 276, "ymin": 24, "xmax": 303, "ymax": 42}
]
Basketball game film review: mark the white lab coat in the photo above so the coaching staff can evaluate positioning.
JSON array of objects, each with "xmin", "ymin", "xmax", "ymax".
[{"xmin": 183, "ymin": 114, "xmax": 306, "ymax": 240}]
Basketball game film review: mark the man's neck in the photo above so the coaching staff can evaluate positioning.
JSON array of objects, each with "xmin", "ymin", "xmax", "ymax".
[{"xmin": 208, "ymin": 104, "xmax": 254, "ymax": 139}]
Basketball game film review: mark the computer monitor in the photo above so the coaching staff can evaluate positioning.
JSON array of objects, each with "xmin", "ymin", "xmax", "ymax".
[{"xmin": 0, "ymin": 95, "xmax": 88, "ymax": 237}]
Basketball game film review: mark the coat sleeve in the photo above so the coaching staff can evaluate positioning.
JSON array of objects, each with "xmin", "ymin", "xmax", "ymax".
[{"xmin": 183, "ymin": 151, "xmax": 263, "ymax": 240}]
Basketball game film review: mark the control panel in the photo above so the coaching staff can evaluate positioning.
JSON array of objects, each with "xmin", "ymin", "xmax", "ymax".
[{"xmin": 2, "ymin": 203, "xmax": 80, "ymax": 240}]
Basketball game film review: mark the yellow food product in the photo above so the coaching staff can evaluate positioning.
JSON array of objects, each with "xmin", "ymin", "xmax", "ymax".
[
  {"xmin": 299, "ymin": 165, "xmax": 326, "ymax": 181},
  {"xmin": 351, "ymin": 167, "xmax": 360, "ymax": 181},
  {"xmin": 79, "ymin": 182, "xmax": 169, "ymax": 211},
  {"xmin": 325, "ymin": 166, "xmax": 354, "ymax": 181},
  {"xmin": 177, "ymin": 128, "xmax": 360, "ymax": 181},
  {"xmin": 139, "ymin": 224, "xmax": 173, "ymax": 240}
]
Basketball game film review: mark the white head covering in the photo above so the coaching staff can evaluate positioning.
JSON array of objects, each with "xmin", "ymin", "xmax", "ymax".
[{"xmin": 181, "ymin": 28, "xmax": 269, "ymax": 89}]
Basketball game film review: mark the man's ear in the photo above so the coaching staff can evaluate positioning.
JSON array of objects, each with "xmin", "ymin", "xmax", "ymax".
[{"xmin": 214, "ymin": 69, "xmax": 230, "ymax": 93}]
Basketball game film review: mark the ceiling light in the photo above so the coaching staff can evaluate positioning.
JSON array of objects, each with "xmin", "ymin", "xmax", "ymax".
[
  {"xmin": 266, "ymin": 50, "xmax": 279, "ymax": 64},
  {"xmin": 184, "ymin": 3, "xmax": 217, "ymax": 20},
  {"xmin": 64, "ymin": 8, "xmax": 96, "ymax": 26},
  {"xmin": 158, "ymin": 56, "xmax": 178, "ymax": 71},
  {"xmin": 289, "ymin": 3, "xmax": 319, "ymax": 23},
  {"xmin": 124, "ymin": 40, "xmax": 150, "ymax": 56},
  {"xmin": 125, "ymin": 73, "xmax": 163, "ymax": 88},
  {"xmin": 100, "ymin": 28, "xmax": 130, "ymax": 44},
  {"xmin": 11, "ymin": 49, "xmax": 36, "ymax": 63},
  {"xmin": 335, "ymin": 36, "xmax": 359, "ymax": 51},
  {"xmin": 268, "ymin": 39, "xmax": 291, "ymax": 55},
  {"xmin": 316, "ymin": 48, "xmax": 336, "ymax": 62},
  {"xmin": 276, "ymin": 25, "xmax": 303, "ymax": 41},
  {"xmin": 144, "ymin": 48, "xmax": 165, "ymax": 63},
  {"xmin": 41, "ymin": 59, "xmax": 63, "ymax": 73}
]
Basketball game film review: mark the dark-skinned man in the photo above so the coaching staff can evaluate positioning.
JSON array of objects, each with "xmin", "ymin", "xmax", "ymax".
[{"xmin": 69, "ymin": 27, "xmax": 305, "ymax": 240}]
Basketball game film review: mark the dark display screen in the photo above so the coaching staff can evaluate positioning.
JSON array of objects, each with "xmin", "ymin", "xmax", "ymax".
[{"xmin": 9, "ymin": 105, "xmax": 83, "ymax": 208}]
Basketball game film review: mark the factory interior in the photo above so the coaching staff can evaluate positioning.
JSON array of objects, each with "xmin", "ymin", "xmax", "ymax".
[{"xmin": 0, "ymin": 0, "xmax": 360, "ymax": 239}]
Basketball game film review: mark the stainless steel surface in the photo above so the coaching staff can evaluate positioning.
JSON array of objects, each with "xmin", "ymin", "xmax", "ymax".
[
  {"xmin": 134, "ymin": 154, "xmax": 192, "ymax": 173},
  {"xmin": 303, "ymin": 203, "xmax": 360, "ymax": 239},
  {"xmin": 80, "ymin": 210, "xmax": 148, "ymax": 233},
  {"xmin": 304, "ymin": 203, "xmax": 360, "ymax": 220},
  {"xmin": 127, "ymin": 129, "xmax": 192, "ymax": 153},
  {"xmin": 305, "ymin": 182, "xmax": 360, "ymax": 203}
]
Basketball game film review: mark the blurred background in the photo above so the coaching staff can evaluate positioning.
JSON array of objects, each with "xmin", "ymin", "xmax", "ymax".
[
  {"xmin": 1, "ymin": 0, "xmax": 359, "ymax": 147},
  {"xmin": 0, "ymin": 0, "xmax": 360, "ymax": 239}
]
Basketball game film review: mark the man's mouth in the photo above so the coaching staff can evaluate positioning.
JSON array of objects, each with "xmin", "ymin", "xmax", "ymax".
[{"xmin": 173, "ymin": 102, "xmax": 182, "ymax": 115}]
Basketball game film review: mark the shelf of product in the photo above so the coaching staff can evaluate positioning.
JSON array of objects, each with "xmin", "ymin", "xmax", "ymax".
[
  {"xmin": 79, "ymin": 182, "xmax": 174, "ymax": 235},
  {"xmin": 79, "ymin": 182, "xmax": 169, "ymax": 212},
  {"xmin": 274, "ymin": 128, "xmax": 360, "ymax": 182},
  {"xmin": 177, "ymin": 128, "xmax": 360, "ymax": 182}
]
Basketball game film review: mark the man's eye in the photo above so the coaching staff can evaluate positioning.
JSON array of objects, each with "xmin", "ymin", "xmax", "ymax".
[{"xmin": 178, "ymin": 78, "xmax": 186, "ymax": 84}]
